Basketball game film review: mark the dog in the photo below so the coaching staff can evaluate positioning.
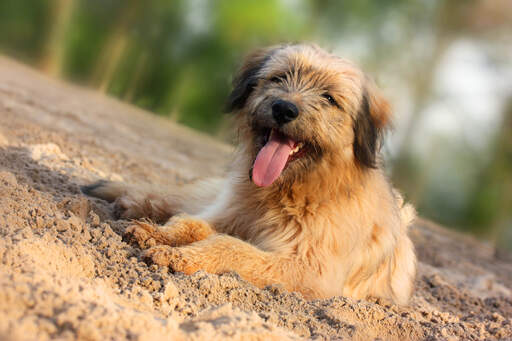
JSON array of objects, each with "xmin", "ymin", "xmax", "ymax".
[{"xmin": 82, "ymin": 44, "xmax": 416, "ymax": 304}]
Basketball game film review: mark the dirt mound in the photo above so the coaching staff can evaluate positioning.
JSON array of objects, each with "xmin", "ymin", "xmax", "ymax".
[{"xmin": 0, "ymin": 57, "xmax": 511, "ymax": 340}]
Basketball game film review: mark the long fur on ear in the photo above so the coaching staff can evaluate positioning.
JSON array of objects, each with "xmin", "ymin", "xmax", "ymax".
[
  {"xmin": 353, "ymin": 78, "xmax": 392, "ymax": 168},
  {"xmin": 225, "ymin": 47, "xmax": 277, "ymax": 113}
]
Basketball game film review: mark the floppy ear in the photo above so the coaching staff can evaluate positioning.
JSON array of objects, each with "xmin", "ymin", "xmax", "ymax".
[
  {"xmin": 225, "ymin": 47, "xmax": 276, "ymax": 113},
  {"xmin": 353, "ymin": 78, "xmax": 392, "ymax": 168}
]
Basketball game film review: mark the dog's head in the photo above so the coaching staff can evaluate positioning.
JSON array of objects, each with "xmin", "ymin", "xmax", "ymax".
[{"xmin": 226, "ymin": 44, "xmax": 392, "ymax": 187}]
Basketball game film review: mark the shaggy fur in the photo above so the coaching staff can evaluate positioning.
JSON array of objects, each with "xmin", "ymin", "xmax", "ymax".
[{"xmin": 82, "ymin": 44, "xmax": 416, "ymax": 304}]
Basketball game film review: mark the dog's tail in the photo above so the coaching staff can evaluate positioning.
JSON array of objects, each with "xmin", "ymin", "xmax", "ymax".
[
  {"xmin": 393, "ymin": 189, "xmax": 416, "ymax": 230},
  {"xmin": 400, "ymin": 202, "xmax": 416, "ymax": 231}
]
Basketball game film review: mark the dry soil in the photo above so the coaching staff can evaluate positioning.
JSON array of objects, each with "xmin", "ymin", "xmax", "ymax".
[{"xmin": 0, "ymin": 56, "xmax": 511, "ymax": 340}]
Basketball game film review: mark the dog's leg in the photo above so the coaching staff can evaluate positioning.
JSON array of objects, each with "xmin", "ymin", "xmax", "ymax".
[
  {"xmin": 127, "ymin": 215, "xmax": 296, "ymax": 290},
  {"xmin": 125, "ymin": 214, "xmax": 215, "ymax": 249},
  {"xmin": 142, "ymin": 233, "xmax": 295, "ymax": 291},
  {"xmin": 81, "ymin": 178, "xmax": 223, "ymax": 222}
]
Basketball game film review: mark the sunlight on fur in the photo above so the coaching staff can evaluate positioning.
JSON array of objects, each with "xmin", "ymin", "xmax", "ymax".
[{"xmin": 82, "ymin": 44, "xmax": 416, "ymax": 305}]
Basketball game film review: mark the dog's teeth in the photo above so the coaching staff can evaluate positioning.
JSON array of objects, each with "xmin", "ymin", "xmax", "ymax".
[{"xmin": 289, "ymin": 145, "xmax": 300, "ymax": 155}]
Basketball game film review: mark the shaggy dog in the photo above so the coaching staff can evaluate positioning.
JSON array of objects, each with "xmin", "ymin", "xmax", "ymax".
[{"xmin": 83, "ymin": 44, "xmax": 416, "ymax": 304}]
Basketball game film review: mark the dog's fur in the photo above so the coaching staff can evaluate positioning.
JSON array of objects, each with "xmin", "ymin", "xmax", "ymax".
[{"xmin": 83, "ymin": 44, "xmax": 416, "ymax": 304}]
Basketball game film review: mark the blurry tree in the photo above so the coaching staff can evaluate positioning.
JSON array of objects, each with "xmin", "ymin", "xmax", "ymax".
[
  {"xmin": 91, "ymin": 0, "xmax": 140, "ymax": 92},
  {"xmin": 40, "ymin": 0, "xmax": 75, "ymax": 76},
  {"xmin": 0, "ymin": 0, "xmax": 51, "ymax": 64},
  {"xmin": 466, "ymin": 99, "xmax": 512, "ymax": 250}
]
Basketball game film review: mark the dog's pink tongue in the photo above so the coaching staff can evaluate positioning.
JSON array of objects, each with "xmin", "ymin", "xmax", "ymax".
[{"xmin": 252, "ymin": 130, "xmax": 295, "ymax": 187}]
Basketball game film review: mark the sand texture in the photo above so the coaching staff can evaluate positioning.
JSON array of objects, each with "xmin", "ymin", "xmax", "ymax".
[{"xmin": 0, "ymin": 56, "xmax": 511, "ymax": 340}]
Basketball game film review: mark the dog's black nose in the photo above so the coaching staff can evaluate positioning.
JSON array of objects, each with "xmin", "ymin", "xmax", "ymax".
[{"xmin": 272, "ymin": 100, "xmax": 299, "ymax": 125}]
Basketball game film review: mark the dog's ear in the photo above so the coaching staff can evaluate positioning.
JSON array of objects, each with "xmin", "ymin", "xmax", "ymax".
[
  {"xmin": 225, "ymin": 47, "xmax": 276, "ymax": 113},
  {"xmin": 353, "ymin": 78, "xmax": 392, "ymax": 168}
]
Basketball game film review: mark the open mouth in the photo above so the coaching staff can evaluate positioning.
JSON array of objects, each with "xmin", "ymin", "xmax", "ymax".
[{"xmin": 252, "ymin": 128, "xmax": 307, "ymax": 187}]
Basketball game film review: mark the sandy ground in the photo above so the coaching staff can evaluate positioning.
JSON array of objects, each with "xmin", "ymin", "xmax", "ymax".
[{"xmin": 0, "ymin": 56, "xmax": 511, "ymax": 341}]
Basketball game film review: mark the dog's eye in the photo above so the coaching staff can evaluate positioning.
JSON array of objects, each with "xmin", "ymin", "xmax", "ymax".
[
  {"xmin": 322, "ymin": 93, "xmax": 338, "ymax": 106},
  {"xmin": 269, "ymin": 75, "xmax": 283, "ymax": 83}
]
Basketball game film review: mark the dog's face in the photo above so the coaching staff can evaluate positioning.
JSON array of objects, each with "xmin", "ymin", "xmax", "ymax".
[{"xmin": 226, "ymin": 44, "xmax": 392, "ymax": 187}]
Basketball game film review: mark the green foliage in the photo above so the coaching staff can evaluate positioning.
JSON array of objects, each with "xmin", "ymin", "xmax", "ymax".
[
  {"xmin": 63, "ymin": 1, "xmax": 119, "ymax": 80},
  {"xmin": 0, "ymin": 0, "xmax": 51, "ymax": 62}
]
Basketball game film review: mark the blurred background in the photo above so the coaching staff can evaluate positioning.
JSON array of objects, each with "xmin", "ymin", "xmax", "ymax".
[{"xmin": 0, "ymin": 0, "xmax": 511, "ymax": 250}]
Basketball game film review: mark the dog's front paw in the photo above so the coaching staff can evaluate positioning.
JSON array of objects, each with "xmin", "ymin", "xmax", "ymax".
[
  {"xmin": 142, "ymin": 245, "xmax": 181, "ymax": 267},
  {"xmin": 164, "ymin": 213, "xmax": 199, "ymax": 233},
  {"xmin": 143, "ymin": 246, "xmax": 197, "ymax": 274},
  {"xmin": 124, "ymin": 221, "xmax": 158, "ymax": 249},
  {"xmin": 162, "ymin": 213, "xmax": 214, "ymax": 245}
]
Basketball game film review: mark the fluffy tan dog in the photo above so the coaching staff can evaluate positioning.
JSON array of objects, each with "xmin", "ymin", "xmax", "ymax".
[{"xmin": 83, "ymin": 44, "xmax": 416, "ymax": 304}]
